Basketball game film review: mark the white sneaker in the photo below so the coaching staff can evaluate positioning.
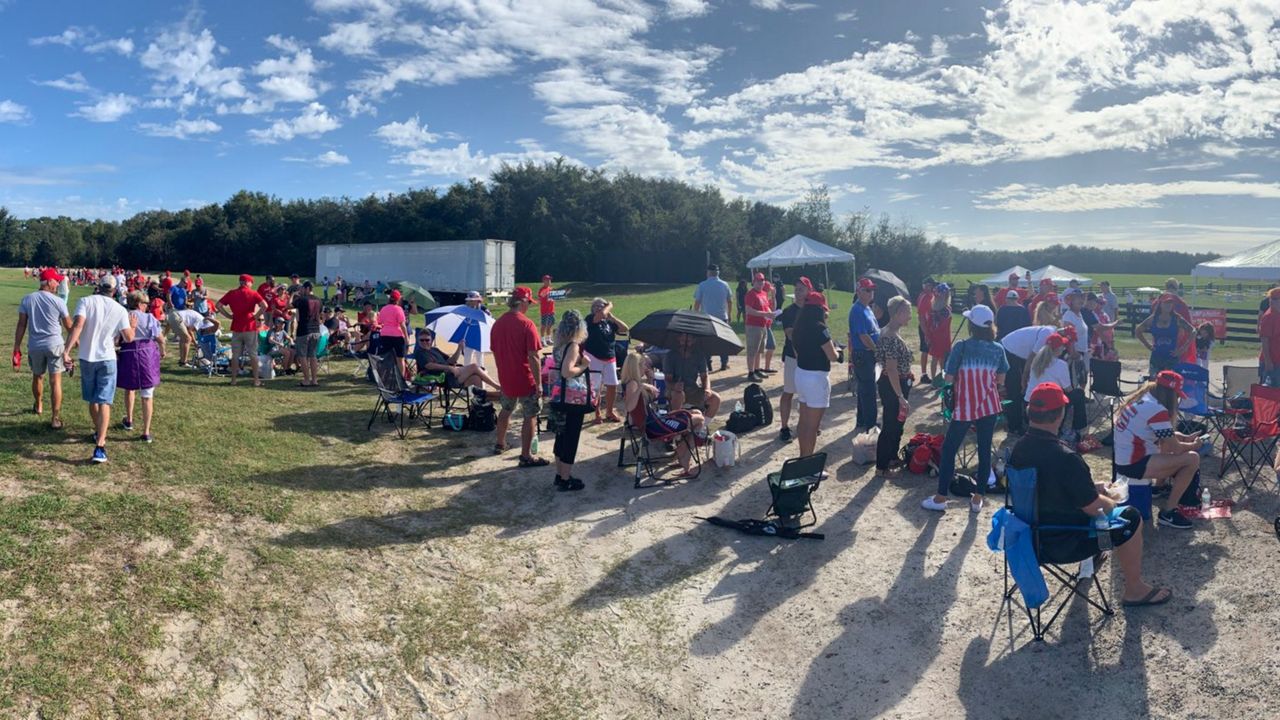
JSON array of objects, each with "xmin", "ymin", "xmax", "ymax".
[
  {"xmin": 970, "ymin": 496, "xmax": 984, "ymax": 513},
  {"xmin": 920, "ymin": 497, "xmax": 947, "ymax": 512}
]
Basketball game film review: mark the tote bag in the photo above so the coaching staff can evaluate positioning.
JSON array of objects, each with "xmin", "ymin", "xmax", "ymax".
[{"xmin": 549, "ymin": 344, "xmax": 596, "ymax": 410}]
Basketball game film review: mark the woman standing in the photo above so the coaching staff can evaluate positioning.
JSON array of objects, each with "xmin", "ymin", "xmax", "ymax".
[
  {"xmin": 925, "ymin": 283, "xmax": 954, "ymax": 381},
  {"xmin": 1137, "ymin": 294, "xmax": 1193, "ymax": 376},
  {"xmin": 970, "ymin": 283, "xmax": 992, "ymax": 311},
  {"xmin": 377, "ymin": 290, "xmax": 409, "ymax": 378},
  {"xmin": 922, "ymin": 305, "xmax": 1007, "ymax": 513},
  {"xmin": 874, "ymin": 297, "xmax": 915, "ymax": 473},
  {"xmin": 548, "ymin": 310, "xmax": 592, "ymax": 492},
  {"xmin": 583, "ymin": 297, "xmax": 629, "ymax": 424},
  {"xmin": 119, "ymin": 291, "xmax": 164, "ymax": 443},
  {"xmin": 791, "ymin": 292, "xmax": 839, "ymax": 458}
]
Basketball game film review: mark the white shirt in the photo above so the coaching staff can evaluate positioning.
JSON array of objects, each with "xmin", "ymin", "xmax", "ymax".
[
  {"xmin": 177, "ymin": 308, "xmax": 205, "ymax": 330},
  {"xmin": 74, "ymin": 294, "xmax": 130, "ymax": 362},
  {"xmin": 1025, "ymin": 358, "xmax": 1072, "ymax": 400},
  {"xmin": 1061, "ymin": 309, "xmax": 1089, "ymax": 353},
  {"xmin": 1001, "ymin": 325, "xmax": 1057, "ymax": 360}
]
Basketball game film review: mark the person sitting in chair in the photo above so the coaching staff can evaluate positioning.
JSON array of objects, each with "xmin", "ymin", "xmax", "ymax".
[
  {"xmin": 1113, "ymin": 370, "xmax": 1201, "ymax": 529},
  {"xmin": 1010, "ymin": 382, "xmax": 1171, "ymax": 607},
  {"xmin": 620, "ymin": 350, "xmax": 705, "ymax": 478},
  {"xmin": 412, "ymin": 328, "xmax": 501, "ymax": 394},
  {"xmin": 665, "ymin": 332, "xmax": 723, "ymax": 419}
]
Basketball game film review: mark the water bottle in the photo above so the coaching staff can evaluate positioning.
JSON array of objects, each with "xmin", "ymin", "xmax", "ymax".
[
  {"xmin": 734, "ymin": 400, "xmax": 744, "ymax": 414},
  {"xmin": 530, "ymin": 433, "xmax": 540, "ymax": 456},
  {"xmin": 1200, "ymin": 487, "xmax": 1211, "ymax": 512},
  {"xmin": 1094, "ymin": 510, "xmax": 1112, "ymax": 551}
]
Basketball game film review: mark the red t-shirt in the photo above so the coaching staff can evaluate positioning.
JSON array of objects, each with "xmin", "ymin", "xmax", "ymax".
[
  {"xmin": 149, "ymin": 297, "xmax": 165, "ymax": 321},
  {"xmin": 538, "ymin": 286, "xmax": 554, "ymax": 316},
  {"xmin": 160, "ymin": 277, "xmax": 174, "ymax": 293},
  {"xmin": 219, "ymin": 287, "xmax": 265, "ymax": 333},
  {"xmin": 1261, "ymin": 310, "xmax": 1280, "ymax": 364},
  {"xmin": 994, "ymin": 287, "xmax": 1028, "ymax": 306},
  {"xmin": 744, "ymin": 288, "xmax": 772, "ymax": 327},
  {"xmin": 491, "ymin": 309, "xmax": 541, "ymax": 397},
  {"xmin": 270, "ymin": 295, "xmax": 290, "ymax": 320}
]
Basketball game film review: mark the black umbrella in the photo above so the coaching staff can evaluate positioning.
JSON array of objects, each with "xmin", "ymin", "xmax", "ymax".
[
  {"xmin": 630, "ymin": 309, "xmax": 744, "ymax": 356},
  {"xmin": 861, "ymin": 268, "xmax": 911, "ymax": 323}
]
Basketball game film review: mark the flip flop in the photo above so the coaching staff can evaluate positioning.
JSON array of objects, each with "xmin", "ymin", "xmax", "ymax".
[
  {"xmin": 493, "ymin": 444, "xmax": 508, "ymax": 455},
  {"xmin": 1123, "ymin": 587, "xmax": 1172, "ymax": 607}
]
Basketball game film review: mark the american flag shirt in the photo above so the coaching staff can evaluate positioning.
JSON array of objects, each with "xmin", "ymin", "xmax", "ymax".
[
  {"xmin": 944, "ymin": 339, "xmax": 1009, "ymax": 421},
  {"xmin": 1114, "ymin": 393, "xmax": 1173, "ymax": 465}
]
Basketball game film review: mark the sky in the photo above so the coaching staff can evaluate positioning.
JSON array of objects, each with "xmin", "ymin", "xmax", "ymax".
[{"xmin": 1, "ymin": 0, "xmax": 1278, "ymax": 253}]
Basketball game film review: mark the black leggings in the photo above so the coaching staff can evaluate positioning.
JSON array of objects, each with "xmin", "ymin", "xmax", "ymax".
[
  {"xmin": 554, "ymin": 409, "xmax": 587, "ymax": 465},
  {"xmin": 1004, "ymin": 353, "xmax": 1026, "ymax": 434},
  {"xmin": 876, "ymin": 375, "xmax": 913, "ymax": 469}
]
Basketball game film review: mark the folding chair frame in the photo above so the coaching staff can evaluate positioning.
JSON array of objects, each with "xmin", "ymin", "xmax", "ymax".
[
  {"xmin": 617, "ymin": 416, "xmax": 703, "ymax": 489},
  {"xmin": 765, "ymin": 453, "xmax": 828, "ymax": 529},
  {"xmin": 1218, "ymin": 384, "xmax": 1280, "ymax": 490},
  {"xmin": 367, "ymin": 353, "xmax": 434, "ymax": 439}
]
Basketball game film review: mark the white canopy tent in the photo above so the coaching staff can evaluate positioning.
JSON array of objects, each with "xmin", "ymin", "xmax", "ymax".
[
  {"xmin": 1191, "ymin": 239, "xmax": 1280, "ymax": 280},
  {"xmin": 978, "ymin": 265, "xmax": 1031, "ymax": 287},
  {"xmin": 1030, "ymin": 265, "xmax": 1092, "ymax": 286},
  {"xmin": 747, "ymin": 234, "xmax": 855, "ymax": 292}
]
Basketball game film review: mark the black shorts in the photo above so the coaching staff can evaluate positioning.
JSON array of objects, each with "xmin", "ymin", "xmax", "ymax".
[
  {"xmin": 918, "ymin": 326, "xmax": 929, "ymax": 353},
  {"xmin": 380, "ymin": 336, "xmax": 406, "ymax": 358},
  {"xmin": 1039, "ymin": 506, "xmax": 1143, "ymax": 564},
  {"xmin": 1114, "ymin": 456, "xmax": 1150, "ymax": 481}
]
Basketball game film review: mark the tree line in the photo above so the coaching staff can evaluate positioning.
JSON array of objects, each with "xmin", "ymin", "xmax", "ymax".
[{"xmin": 0, "ymin": 159, "xmax": 1219, "ymax": 291}]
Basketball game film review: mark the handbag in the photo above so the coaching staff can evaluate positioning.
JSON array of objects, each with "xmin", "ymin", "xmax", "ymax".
[{"xmin": 549, "ymin": 343, "xmax": 597, "ymax": 410}]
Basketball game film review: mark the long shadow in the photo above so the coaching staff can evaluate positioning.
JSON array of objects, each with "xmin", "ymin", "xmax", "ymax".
[{"xmin": 788, "ymin": 516, "xmax": 977, "ymax": 719}]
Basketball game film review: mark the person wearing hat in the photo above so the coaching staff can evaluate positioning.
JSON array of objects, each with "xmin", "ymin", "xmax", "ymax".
[
  {"xmin": 457, "ymin": 291, "xmax": 491, "ymax": 368},
  {"xmin": 792, "ymin": 291, "xmax": 839, "ymax": 458},
  {"xmin": 1113, "ymin": 370, "xmax": 1202, "ymax": 529},
  {"xmin": 14, "ymin": 268, "xmax": 74, "ymax": 428},
  {"xmin": 491, "ymin": 287, "xmax": 549, "ymax": 466},
  {"xmin": 777, "ymin": 277, "xmax": 813, "ymax": 443},
  {"xmin": 994, "ymin": 272, "xmax": 1027, "ymax": 307},
  {"xmin": 922, "ymin": 282, "xmax": 953, "ymax": 380},
  {"xmin": 537, "ymin": 275, "xmax": 556, "ymax": 345},
  {"xmin": 119, "ymin": 291, "xmax": 165, "ymax": 443},
  {"xmin": 377, "ymin": 289, "xmax": 410, "ymax": 379},
  {"xmin": 216, "ymin": 274, "xmax": 268, "ymax": 386},
  {"xmin": 742, "ymin": 272, "xmax": 774, "ymax": 382},
  {"xmin": 915, "ymin": 277, "xmax": 937, "ymax": 382},
  {"xmin": 583, "ymin": 297, "xmax": 630, "ymax": 423},
  {"xmin": 1137, "ymin": 293, "xmax": 1194, "ymax": 377},
  {"xmin": 1024, "ymin": 333, "xmax": 1076, "ymax": 442},
  {"xmin": 693, "ymin": 263, "xmax": 733, "ymax": 372},
  {"xmin": 922, "ymin": 304, "xmax": 1007, "ymax": 513},
  {"xmin": 63, "ymin": 274, "xmax": 137, "ymax": 463},
  {"xmin": 1009, "ymin": 382, "xmax": 1170, "ymax": 607},
  {"xmin": 849, "ymin": 277, "xmax": 881, "ymax": 431}
]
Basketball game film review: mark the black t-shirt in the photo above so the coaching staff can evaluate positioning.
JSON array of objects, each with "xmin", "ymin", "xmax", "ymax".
[
  {"xmin": 995, "ymin": 304, "xmax": 1030, "ymax": 341},
  {"xmin": 774, "ymin": 283, "xmax": 785, "ymax": 310},
  {"xmin": 665, "ymin": 348, "xmax": 706, "ymax": 386},
  {"xmin": 793, "ymin": 320, "xmax": 832, "ymax": 372},
  {"xmin": 778, "ymin": 303, "xmax": 801, "ymax": 359},
  {"xmin": 1009, "ymin": 428, "xmax": 1099, "ymax": 542},
  {"xmin": 323, "ymin": 317, "xmax": 339, "ymax": 332},
  {"xmin": 293, "ymin": 295, "xmax": 323, "ymax": 335},
  {"xmin": 583, "ymin": 316, "xmax": 617, "ymax": 359},
  {"xmin": 1081, "ymin": 308, "xmax": 1099, "ymax": 331}
]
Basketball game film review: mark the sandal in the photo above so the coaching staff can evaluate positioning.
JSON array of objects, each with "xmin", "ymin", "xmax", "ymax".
[
  {"xmin": 493, "ymin": 444, "xmax": 508, "ymax": 455},
  {"xmin": 603, "ymin": 413, "xmax": 621, "ymax": 423},
  {"xmin": 518, "ymin": 455, "xmax": 550, "ymax": 468},
  {"xmin": 1122, "ymin": 587, "xmax": 1172, "ymax": 607}
]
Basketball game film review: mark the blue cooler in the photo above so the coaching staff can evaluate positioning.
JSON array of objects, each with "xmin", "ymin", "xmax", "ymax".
[{"xmin": 1118, "ymin": 474, "xmax": 1152, "ymax": 523}]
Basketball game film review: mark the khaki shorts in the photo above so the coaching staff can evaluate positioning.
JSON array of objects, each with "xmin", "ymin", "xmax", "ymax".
[
  {"xmin": 231, "ymin": 331, "xmax": 257, "ymax": 358},
  {"xmin": 295, "ymin": 333, "xmax": 320, "ymax": 359},
  {"xmin": 167, "ymin": 312, "xmax": 187, "ymax": 338},
  {"xmin": 29, "ymin": 346, "xmax": 65, "ymax": 375},
  {"xmin": 745, "ymin": 325, "xmax": 767, "ymax": 357},
  {"xmin": 499, "ymin": 393, "xmax": 541, "ymax": 418}
]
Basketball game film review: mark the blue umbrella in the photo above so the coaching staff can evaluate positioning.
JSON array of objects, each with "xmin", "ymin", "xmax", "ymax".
[{"xmin": 424, "ymin": 305, "xmax": 493, "ymax": 353}]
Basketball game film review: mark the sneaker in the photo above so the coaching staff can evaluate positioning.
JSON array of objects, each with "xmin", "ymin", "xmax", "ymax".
[
  {"xmin": 1158, "ymin": 508, "xmax": 1192, "ymax": 529},
  {"xmin": 141, "ymin": 433, "xmax": 153, "ymax": 443},
  {"xmin": 719, "ymin": 363, "xmax": 729, "ymax": 372},
  {"xmin": 921, "ymin": 496, "xmax": 947, "ymax": 512},
  {"xmin": 121, "ymin": 418, "xmax": 134, "ymax": 431},
  {"xmin": 970, "ymin": 496, "xmax": 984, "ymax": 513},
  {"xmin": 91, "ymin": 446, "xmax": 108, "ymax": 463},
  {"xmin": 778, "ymin": 426, "xmax": 793, "ymax": 443},
  {"xmin": 920, "ymin": 374, "xmax": 932, "ymax": 385},
  {"xmin": 553, "ymin": 475, "xmax": 569, "ymax": 491}
]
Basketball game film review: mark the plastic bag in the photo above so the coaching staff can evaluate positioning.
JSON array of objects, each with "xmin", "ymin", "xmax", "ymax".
[
  {"xmin": 712, "ymin": 430, "xmax": 739, "ymax": 468},
  {"xmin": 851, "ymin": 427, "xmax": 880, "ymax": 465}
]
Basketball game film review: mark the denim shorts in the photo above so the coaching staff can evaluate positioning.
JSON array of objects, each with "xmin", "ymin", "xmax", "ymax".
[{"xmin": 80, "ymin": 359, "xmax": 118, "ymax": 405}]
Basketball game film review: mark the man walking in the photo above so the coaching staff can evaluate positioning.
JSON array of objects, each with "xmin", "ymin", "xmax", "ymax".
[
  {"xmin": 491, "ymin": 287, "xmax": 548, "ymax": 467},
  {"xmin": 693, "ymin": 263, "xmax": 732, "ymax": 372},
  {"xmin": 848, "ymin": 277, "xmax": 881, "ymax": 431},
  {"xmin": 15, "ymin": 268, "xmax": 73, "ymax": 429},
  {"xmin": 777, "ymin": 277, "xmax": 811, "ymax": 442},
  {"xmin": 916, "ymin": 277, "xmax": 936, "ymax": 383},
  {"xmin": 292, "ymin": 281, "xmax": 324, "ymax": 387},
  {"xmin": 217, "ymin": 274, "xmax": 268, "ymax": 387},
  {"xmin": 63, "ymin": 275, "xmax": 135, "ymax": 462}
]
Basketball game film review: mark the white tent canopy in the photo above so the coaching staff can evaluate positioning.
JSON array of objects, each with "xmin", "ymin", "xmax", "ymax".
[
  {"xmin": 978, "ymin": 265, "xmax": 1030, "ymax": 286},
  {"xmin": 1191, "ymin": 238, "xmax": 1280, "ymax": 280},
  {"xmin": 1030, "ymin": 265, "xmax": 1092, "ymax": 286},
  {"xmin": 747, "ymin": 234, "xmax": 854, "ymax": 269}
]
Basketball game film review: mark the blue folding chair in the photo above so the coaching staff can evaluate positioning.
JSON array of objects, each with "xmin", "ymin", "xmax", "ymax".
[
  {"xmin": 1173, "ymin": 362, "xmax": 1224, "ymax": 457},
  {"xmin": 1000, "ymin": 466, "xmax": 1116, "ymax": 642},
  {"xmin": 367, "ymin": 352, "xmax": 434, "ymax": 439}
]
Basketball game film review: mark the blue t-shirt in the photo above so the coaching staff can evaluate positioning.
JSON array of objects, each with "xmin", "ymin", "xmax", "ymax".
[
  {"xmin": 694, "ymin": 277, "xmax": 732, "ymax": 320},
  {"xmin": 848, "ymin": 301, "xmax": 880, "ymax": 348},
  {"xmin": 169, "ymin": 285, "xmax": 187, "ymax": 310}
]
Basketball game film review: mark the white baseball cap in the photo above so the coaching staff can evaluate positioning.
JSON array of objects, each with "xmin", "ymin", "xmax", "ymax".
[{"xmin": 962, "ymin": 304, "xmax": 995, "ymax": 327}]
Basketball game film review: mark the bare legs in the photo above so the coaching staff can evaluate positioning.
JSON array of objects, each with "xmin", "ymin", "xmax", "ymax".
[{"xmin": 797, "ymin": 404, "xmax": 826, "ymax": 457}]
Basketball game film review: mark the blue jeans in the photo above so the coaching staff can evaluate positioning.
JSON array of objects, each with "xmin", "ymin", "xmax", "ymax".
[
  {"xmin": 852, "ymin": 350, "xmax": 877, "ymax": 428},
  {"xmin": 80, "ymin": 359, "xmax": 118, "ymax": 405},
  {"xmin": 936, "ymin": 413, "xmax": 998, "ymax": 497}
]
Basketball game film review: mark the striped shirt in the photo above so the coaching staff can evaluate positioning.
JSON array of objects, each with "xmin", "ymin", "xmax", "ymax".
[
  {"xmin": 944, "ymin": 338, "xmax": 1009, "ymax": 421},
  {"xmin": 1114, "ymin": 393, "xmax": 1174, "ymax": 465}
]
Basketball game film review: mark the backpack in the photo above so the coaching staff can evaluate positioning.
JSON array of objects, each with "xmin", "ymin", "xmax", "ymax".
[
  {"xmin": 725, "ymin": 410, "xmax": 758, "ymax": 434},
  {"xmin": 743, "ymin": 383, "xmax": 773, "ymax": 427},
  {"xmin": 949, "ymin": 473, "xmax": 978, "ymax": 497},
  {"xmin": 907, "ymin": 444, "xmax": 932, "ymax": 475},
  {"xmin": 468, "ymin": 402, "xmax": 496, "ymax": 432}
]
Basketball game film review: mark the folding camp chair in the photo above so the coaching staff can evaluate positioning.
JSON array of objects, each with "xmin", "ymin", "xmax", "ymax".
[
  {"xmin": 1222, "ymin": 365, "xmax": 1256, "ymax": 408},
  {"xmin": 1001, "ymin": 466, "xmax": 1115, "ymax": 642},
  {"xmin": 765, "ymin": 453, "xmax": 828, "ymax": 529},
  {"xmin": 1218, "ymin": 384, "xmax": 1280, "ymax": 490},
  {"xmin": 367, "ymin": 352, "xmax": 434, "ymax": 439},
  {"xmin": 1088, "ymin": 359, "xmax": 1141, "ymax": 428},
  {"xmin": 617, "ymin": 407, "xmax": 703, "ymax": 489}
]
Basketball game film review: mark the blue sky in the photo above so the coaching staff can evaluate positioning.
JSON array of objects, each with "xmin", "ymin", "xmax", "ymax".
[{"xmin": 1, "ymin": 0, "xmax": 1278, "ymax": 252}]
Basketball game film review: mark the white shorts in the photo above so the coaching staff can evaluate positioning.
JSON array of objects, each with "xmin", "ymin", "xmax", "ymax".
[
  {"xmin": 782, "ymin": 356, "xmax": 798, "ymax": 394},
  {"xmin": 587, "ymin": 354, "xmax": 619, "ymax": 389},
  {"xmin": 793, "ymin": 368, "xmax": 831, "ymax": 409}
]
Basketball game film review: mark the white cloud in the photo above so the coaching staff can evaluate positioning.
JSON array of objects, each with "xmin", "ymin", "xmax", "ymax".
[
  {"xmin": 751, "ymin": 0, "xmax": 816, "ymax": 10},
  {"xmin": 667, "ymin": 0, "xmax": 710, "ymax": 19},
  {"xmin": 532, "ymin": 67, "xmax": 629, "ymax": 106},
  {"xmin": 85, "ymin": 37, "xmax": 133, "ymax": 55},
  {"xmin": 29, "ymin": 27, "xmax": 85, "ymax": 47},
  {"xmin": 374, "ymin": 115, "xmax": 438, "ymax": 148},
  {"xmin": 139, "ymin": 25, "xmax": 247, "ymax": 103},
  {"xmin": 30, "ymin": 26, "xmax": 132, "ymax": 55},
  {"xmin": 976, "ymin": 181, "xmax": 1280, "ymax": 212},
  {"xmin": 72, "ymin": 93, "xmax": 136, "ymax": 122},
  {"xmin": 390, "ymin": 140, "xmax": 569, "ymax": 179},
  {"xmin": 319, "ymin": 21, "xmax": 383, "ymax": 56},
  {"xmin": 343, "ymin": 94, "xmax": 376, "ymax": 117},
  {"xmin": 545, "ymin": 104, "xmax": 704, "ymax": 178},
  {"xmin": 0, "ymin": 100, "xmax": 31, "ymax": 123},
  {"xmin": 248, "ymin": 102, "xmax": 341, "ymax": 143},
  {"xmin": 139, "ymin": 118, "xmax": 222, "ymax": 139},
  {"xmin": 253, "ymin": 36, "xmax": 326, "ymax": 105},
  {"xmin": 888, "ymin": 191, "xmax": 921, "ymax": 203},
  {"xmin": 285, "ymin": 150, "xmax": 351, "ymax": 166},
  {"xmin": 36, "ymin": 72, "xmax": 92, "ymax": 93}
]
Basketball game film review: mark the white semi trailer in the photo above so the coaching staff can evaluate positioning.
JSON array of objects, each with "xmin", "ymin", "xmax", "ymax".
[{"xmin": 315, "ymin": 239, "xmax": 516, "ymax": 304}]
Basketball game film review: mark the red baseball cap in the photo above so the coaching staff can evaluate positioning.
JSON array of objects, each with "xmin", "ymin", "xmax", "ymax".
[
  {"xmin": 389, "ymin": 290, "xmax": 402, "ymax": 302},
  {"xmin": 1039, "ymin": 278, "xmax": 1054, "ymax": 287},
  {"xmin": 753, "ymin": 272, "xmax": 765, "ymax": 282},
  {"xmin": 1045, "ymin": 332, "xmax": 1069, "ymax": 350},
  {"xmin": 542, "ymin": 274, "xmax": 552, "ymax": 281},
  {"xmin": 39, "ymin": 268, "xmax": 64, "ymax": 283},
  {"xmin": 804, "ymin": 292, "xmax": 829, "ymax": 310},
  {"xmin": 239, "ymin": 274, "xmax": 253, "ymax": 284},
  {"xmin": 1028, "ymin": 382, "xmax": 1069, "ymax": 411},
  {"xmin": 513, "ymin": 286, "xmax": 534, "ymax": 303},
  {"xmin": 797, "ymin": 276, "xmax": 813, "ymax": 290},
  {"xmin": 857, "ymin": 278, "xmax": 876, "ymax": 290},
  {"xmin": 183, "ymin": 269, "xmax": 190, "ymax": 276},
  {"xmin": 1059, "ymin": 324, "xmax": 1078, "ymax": 343},
  {"xmin": 1156, "ymin": 370, "xmax": 1188, "ymax": 398}
]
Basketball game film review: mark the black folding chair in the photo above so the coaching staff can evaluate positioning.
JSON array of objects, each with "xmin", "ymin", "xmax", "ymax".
[
  {"xmin": 1088, "ymin": 359, "xmax": 1141, "ymax": 429},
  {"xmin": 1001, "ymin": 466, "xmax": 1115, "ymax": 642},
  {"xmin": 765, "ymin": 453, "xmax": 828, "ymax": 529},
  {"xmin": 367, "ymin": 353, "xmax": 434, "ymax": 439},
  {"xmin": 617, "ymin": 407, "xmax": 703, "ymax": 489}
]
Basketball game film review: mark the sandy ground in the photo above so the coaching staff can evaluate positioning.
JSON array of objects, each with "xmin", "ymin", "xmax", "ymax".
[{"xmin": 117, "ymin": 353, "xmax": 1280, "ymax": 718}]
